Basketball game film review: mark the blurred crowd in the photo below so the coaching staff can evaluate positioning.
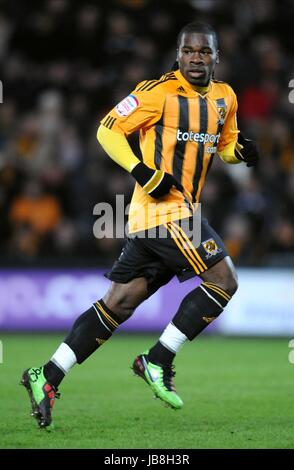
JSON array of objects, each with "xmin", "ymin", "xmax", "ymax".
[{"xmin": 0, "ymin": 0, "xmax": 293, "ymax": 266}]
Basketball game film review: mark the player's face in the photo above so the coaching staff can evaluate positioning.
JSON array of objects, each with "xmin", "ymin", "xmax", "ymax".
[{"xmin": 177, "ymin": 32, "xmax": 218, "ymax": 86}]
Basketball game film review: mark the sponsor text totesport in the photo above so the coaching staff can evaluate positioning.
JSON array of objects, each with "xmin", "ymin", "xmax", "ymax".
[{"xmin": 177, "ymin": 129, "xmax": 220, "ymax": 144}]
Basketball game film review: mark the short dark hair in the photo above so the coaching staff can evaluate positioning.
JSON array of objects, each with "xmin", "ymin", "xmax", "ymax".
[{"xmin": 176, "ymin": 21, "xmax": 218, "ymax": 50}]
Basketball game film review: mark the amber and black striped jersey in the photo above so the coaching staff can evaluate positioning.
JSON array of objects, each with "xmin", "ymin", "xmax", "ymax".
[{"xmin": 101, "ymin": 69, "xmax": 239, "ymax": 233}]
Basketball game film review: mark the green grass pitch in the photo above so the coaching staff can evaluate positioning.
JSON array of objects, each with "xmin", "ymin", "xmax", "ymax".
[{"xmin": 0, "ymin": 334, "xmax": 293, "ymax": 449}]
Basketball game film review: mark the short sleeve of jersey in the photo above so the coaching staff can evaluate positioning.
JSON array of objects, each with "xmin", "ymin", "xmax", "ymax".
[
  {"xmin": 217, "ymin": 86, "xmax": 239, "ymax": 152},
  {"xmin": 100, "ymin": 81, "xmax": 165, "ymax": 136}
]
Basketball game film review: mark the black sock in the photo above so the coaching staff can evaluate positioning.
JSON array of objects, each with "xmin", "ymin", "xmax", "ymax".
[
  {"xmin": 42, "ymin": 300, "xmax": 123, "ymax": 388},
  {"xmin": 43, "ymin": 361, "xmax": 65, "ymax": 389},
  {"xmin": 147, "ymin": 341, "xmax": 175, "ymax": 366},
  {"xmin": 172, "ymin": 282, "xmax": 231, "ymax": 340},
  {"xmin": 64, "ymin": 300, "xmax": 122, "ymax": 364}
]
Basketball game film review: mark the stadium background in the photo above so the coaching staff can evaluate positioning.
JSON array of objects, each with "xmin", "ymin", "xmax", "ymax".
[{"xmin": 0, "ymin": 0, "xmax": 294, "ymax": 449}]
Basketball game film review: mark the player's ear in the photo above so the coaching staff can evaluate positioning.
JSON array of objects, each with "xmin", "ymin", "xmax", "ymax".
[{"xmin": 216, "ymin": 50, "xmax": 220, "ymax": 64}]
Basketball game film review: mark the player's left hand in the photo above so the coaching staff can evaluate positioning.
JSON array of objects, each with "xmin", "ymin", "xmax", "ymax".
[{"xmin": 236, "ymin": 133, "xmax": 259, "ymax": 167}]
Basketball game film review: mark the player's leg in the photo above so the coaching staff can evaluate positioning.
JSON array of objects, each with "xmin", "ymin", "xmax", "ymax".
[
  {"xmin": 45, "ymin": 277, "xmax": 149, "ymax": 383},
  {"xmin": 21, "ymin": 232, "xmax": 176, "ymax": 427},
  {"xmin": 20, "ymin": 236, "xmax": 156, "ymax": 428},
  {"xmin": 133, "ymin": 257, "xmax": 237, "ymax": 409},
  {"xmin": 21, "ymin": 278, "xmax": 148, "ymax": 429},
  {"xmin": 161, "ymin": 255, "xmax": 237, "ymax": 347},
  {"xmin": 133, "ymin": 219, "xmax": 238, "ymax": 409}
]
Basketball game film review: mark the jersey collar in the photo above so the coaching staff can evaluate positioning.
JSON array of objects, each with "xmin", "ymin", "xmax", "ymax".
[{"xmin": 174, "ymin": 69, "xmax": 211, "ymax": 96}]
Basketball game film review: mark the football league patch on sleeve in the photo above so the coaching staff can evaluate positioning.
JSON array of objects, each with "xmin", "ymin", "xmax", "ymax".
[{"xmin": 115, "ymin": 94, "xmax": 139, "ymax": 117}]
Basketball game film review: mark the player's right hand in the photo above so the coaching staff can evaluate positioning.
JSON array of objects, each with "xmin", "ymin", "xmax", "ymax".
[{"xmin": 131, "ymin": 162, "xmax": 183, "ymax": 199}]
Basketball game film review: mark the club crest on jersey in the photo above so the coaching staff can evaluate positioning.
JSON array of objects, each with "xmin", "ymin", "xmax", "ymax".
[
  {"xmin": 202, "ymin": 238, "xmax": 222, "ymax": 258},
  {"xmin": 216, "ymin": 104, "xmax": 227, "ymax": 125},
  {"xmin": 115, "ymin": 94, "xmax": 139, "ymax": 117}
]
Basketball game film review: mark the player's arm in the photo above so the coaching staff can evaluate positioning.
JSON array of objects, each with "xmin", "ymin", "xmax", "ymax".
[
  {"xmin": 97, "ymin": 88, "xmax": 182, "ymax": 198},
  {"xmin": 97, "ymin": 126, "xmax": 182, "ymax": 198},
  {"xmin": 217, "ymin": 89, "xmax": 259, "ymax": 167},
  {"xmin": 97, "ymin": 125, "xmax": 139, "ymax": 172}
]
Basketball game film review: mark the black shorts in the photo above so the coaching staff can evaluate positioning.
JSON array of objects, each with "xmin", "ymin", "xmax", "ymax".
[{"xmin": 105, "ymin": 217, "xmax": 228, "ymax": 296}]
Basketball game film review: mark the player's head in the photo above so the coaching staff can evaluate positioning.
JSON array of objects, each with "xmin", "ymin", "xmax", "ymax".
[{"xmin": 175, "ymin": 22, "xmax": 219, "ymax": 87}]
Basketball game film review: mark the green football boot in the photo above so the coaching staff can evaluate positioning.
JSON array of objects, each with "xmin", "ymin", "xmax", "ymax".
[
  {"xmin": 20, "ymin": 366, "xmax": 60, "ymax": 429},
  {"xmin": 132, "ymin": 352, "xmax": 183, "ymax": 409}
]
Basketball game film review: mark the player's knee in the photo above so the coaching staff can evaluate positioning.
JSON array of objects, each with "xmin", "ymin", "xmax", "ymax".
[
  {"xmin": 217, "ymin": 276, "xmax": 238, "ymax": 297},
  {"xmin": 102, "ymin": 294, "xmax": 135, "ymax": 322},
  {"xmin": 204, "ymin": 257, "xmax": 239, "ymax": 298},
  {"xmin": 102, "ymin": 278, "xmax": 148, "ymax": 322},
  {"xmin": 112, "ymin": 297, "xmax": 136, "ymax": 321},
  {"xmin": 226, "ymin": 277, "xmax": 238, "ymax": 297}
]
